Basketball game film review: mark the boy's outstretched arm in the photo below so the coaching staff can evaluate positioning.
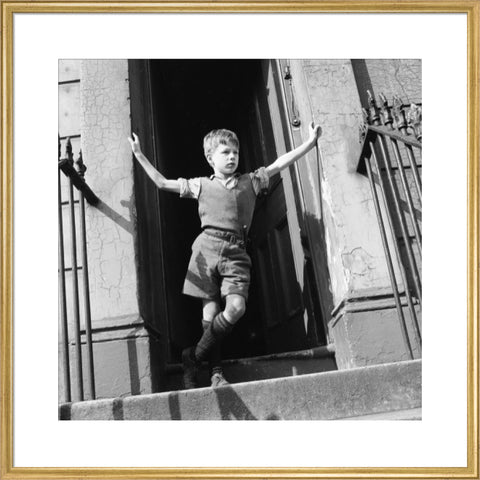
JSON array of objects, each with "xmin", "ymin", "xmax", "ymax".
[
  {"xmin": 265, "ymin": 122, "xmax": 322, "ymax": 177},
  {"xmin": 127, "ymin": 132, "xmax": 181, "ymax": 193}
]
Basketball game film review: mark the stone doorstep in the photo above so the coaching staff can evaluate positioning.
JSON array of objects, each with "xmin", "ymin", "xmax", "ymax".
[
  {"xmin": 161, "ymin": 345, "xmax": 338, "ymax": 392},
  {"xmin": 60, "ymin": 359, "xmax": 421, "ymax": 421}
]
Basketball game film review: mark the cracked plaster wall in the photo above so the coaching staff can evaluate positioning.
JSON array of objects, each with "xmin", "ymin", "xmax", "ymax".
[
  {"xmin": 80, "ymin": 60, "xmax": 139, "ymax": 322},
  {"xmin": 293, "ymin": 59, "xmax": 393, "ymax": 307},
  {"xmin": 365, "ymin": 59, "xmax": 421, "ymax": 104}
]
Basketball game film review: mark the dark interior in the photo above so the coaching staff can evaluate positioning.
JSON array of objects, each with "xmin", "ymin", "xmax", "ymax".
[{"xmin": 149, "ymin": 60, "xmax": 268, "ymax": 362}]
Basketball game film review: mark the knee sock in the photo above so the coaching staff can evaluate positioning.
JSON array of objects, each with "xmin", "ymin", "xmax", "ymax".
[
  {"xmin": 195, "ymin": 312, "xmax": 234, "ymax": 363},
  {"xmin": 202, "ymin": 320, "xmax": 222, "ymax": 375}
]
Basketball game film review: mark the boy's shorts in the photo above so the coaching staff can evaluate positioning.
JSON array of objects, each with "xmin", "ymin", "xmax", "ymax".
[{"xmin": 183, "ymin": 230, "xmax": 251, "ymax": 301}]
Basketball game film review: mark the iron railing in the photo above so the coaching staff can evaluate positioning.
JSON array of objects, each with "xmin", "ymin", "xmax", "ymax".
[
  {"xmin": 58, "ymin": 136, "xmax": 99, "ymax": 402},
  {"xmin": 357, "ymin": 92, "xmax": 422, "ymax": 359}
]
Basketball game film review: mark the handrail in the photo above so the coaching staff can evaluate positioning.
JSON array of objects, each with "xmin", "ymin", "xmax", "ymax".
[
  {"xmin": 366, "ymin": 124, "xmax": 422, "ymax": 149},
  {"xmin": 58, "ymin": 147, "xmax": 99, "ymax": 206}
]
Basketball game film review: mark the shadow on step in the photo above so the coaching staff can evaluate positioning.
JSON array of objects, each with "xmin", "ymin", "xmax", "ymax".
[{"xmin": 167, "ymin": 385, "xmax": 280, "ymax": 420}]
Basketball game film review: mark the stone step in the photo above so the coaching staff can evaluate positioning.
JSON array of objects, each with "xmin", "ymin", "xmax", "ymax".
[
  {"xmin": 160, "ymin": 345, "xmax": 337, "ymax": 392},
  {"xmin": 59, "ymin": 359, "xmax": 421, "ymax": 421},
  {"xmin": 340, "ymin": 407, "xmax": 422, "ymax": 421}
]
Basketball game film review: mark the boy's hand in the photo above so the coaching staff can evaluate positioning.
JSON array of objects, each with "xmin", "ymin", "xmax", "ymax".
[
  {"xmin": 127, "ymin": 132, "xmax": 142, "ymax": 155},
  {"xmin": 308, "ymin": 122, "xmax": 322, "ymax": 144}
]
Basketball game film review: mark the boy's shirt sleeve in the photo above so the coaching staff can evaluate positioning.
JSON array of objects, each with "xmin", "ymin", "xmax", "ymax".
[
  {"xmin": 250, "ymin": 166, "xmax": 269, "ymax": 196},
  {"xmin": 177, "ymin": 177, "xmax": 201, "ymax": 199}
]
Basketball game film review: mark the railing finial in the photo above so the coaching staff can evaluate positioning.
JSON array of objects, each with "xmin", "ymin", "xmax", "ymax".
[
  {"xmin": 75, "ymin": 150, "xmax": 87, "ymax": 179},
  {"xmin": 392, "ymin": 95, "xmax": 405, "ymax": 131},
  {"xmin": 66, "ymin": 137, "xmax": 73, "ymax": 165},
  {"xmin": 406, "ymin": 103, "xmax": 422, "ymax": 142},
  {"xmin": 366, "ymin": 90, "xmax": 380, "ymax": 126},
  {"xmin": 379, "ymin": 93, "xmax": 393, "ymax": 129}
]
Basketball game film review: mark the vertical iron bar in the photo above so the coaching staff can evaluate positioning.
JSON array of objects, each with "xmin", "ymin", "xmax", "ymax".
[
  {"xmin": 370, "ymin": 141, "xmax": 422, "ymax": 352},
  {"xmin": 389, "ymin": 140, "xmax": 422, "ymax": 349},
  {"xmin": 78, "ymin": 190, "xmax": 96, "ymax": 399},
  {"xmin": 406, "ymin": 145, "xmax": 422, "ymax": 200},
  {"xmin": 389, "ymin": 138, "xmax": 422, "ymax": 251},
  {"xmin": 377, "ymin": 135, "xmax": 422, "ymax": 305},
  {"xmin": 68, "ymin": 177, "xmax": 84, "ymax": 401},
  {"xmin": 392, "ymin": 100, "xmax": 422, "ymax": 201},
  {"xmin": 364, "ymin": 156, "xmax": 413, "ymax": 358},
  {"xmin": 58, "ymin": 169, "xmax": 71, "ymax": 403}
]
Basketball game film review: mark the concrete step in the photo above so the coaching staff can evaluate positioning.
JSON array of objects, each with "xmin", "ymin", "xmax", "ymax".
[
  {"xmin": 160, "ymin": 345, "xmax": 337, "ymax": 392},
  {"xmin": 60, "ymin": 359, "xmax": 421, "ymax": 421},
  {"xmin": 340, "ymin": 407, "xmax": 422, "ymax": 421}
]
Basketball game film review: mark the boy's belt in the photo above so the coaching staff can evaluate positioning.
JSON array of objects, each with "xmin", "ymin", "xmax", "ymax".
[{"xmin": 203, "ymin": 228, "xmax": 246, "ymax": 248}]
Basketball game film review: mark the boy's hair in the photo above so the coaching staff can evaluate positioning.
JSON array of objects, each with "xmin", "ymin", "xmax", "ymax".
[{"xmin": 203, "ymin": 129, "xmax": 239, "ymax": 159}]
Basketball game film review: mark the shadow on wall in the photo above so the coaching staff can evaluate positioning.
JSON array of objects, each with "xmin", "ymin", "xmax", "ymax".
[
  {"xmin": 127, "ymin": 336, "xmax": 140, "ymax": 396},
  {"xmin": 95, "ymin": 196, "xmax": 135, "ymax": 235},
  {"xmin": 350, "ymin": 59, "xmax": 375, "ymax": 109},
  {"xmin": 303, "ymin": 211, "xmax": 334, "ymax": 343}
]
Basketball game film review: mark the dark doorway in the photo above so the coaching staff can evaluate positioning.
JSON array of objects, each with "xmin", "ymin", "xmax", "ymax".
[{"xmin": 134, "ymin": 59, "xmax": 325, "ymax": 363}]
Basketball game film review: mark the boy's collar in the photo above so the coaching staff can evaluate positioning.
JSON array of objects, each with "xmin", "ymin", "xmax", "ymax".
[{"xmin": 209, "ymin": 172, "xmax": 240, "ymax": 181}]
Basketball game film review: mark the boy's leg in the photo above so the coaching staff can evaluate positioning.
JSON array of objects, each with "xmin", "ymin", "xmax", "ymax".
[
  {"xmin": 183, "ymin": 295, "xmax": 245, "ymax": 388},
  {"xmin": 194, "ymin": 294, "xmax": 246, "ymax": 362},
  {"xmin": 202, "ymin": 300, "xmax": 223, "ymax": 376},
  {"xmin": 182, "ymin": 299, "xmax": 222, "ymax": 390}
]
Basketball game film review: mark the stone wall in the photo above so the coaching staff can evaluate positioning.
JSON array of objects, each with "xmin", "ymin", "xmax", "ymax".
[
  {"xmin": 290, "ymin": 59, "xmax": 422, "ymax": 368},
  {"xmin": 80, "ymin": 59, "xmax": 138, "ymax": 323},
  {"xmin": 59, "ymin": 60, "xmax": 159, "ymax": 403},
  {"xmin": 290, "ymin": 59, "xmax": 392, "ymax": 309},
  {"xmin": 361, "ymin": 59, "xmax": 421, "ymax": 105}
]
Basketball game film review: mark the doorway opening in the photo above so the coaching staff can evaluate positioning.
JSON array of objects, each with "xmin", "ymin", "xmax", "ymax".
[{"xmin": 145, "ymin": 59, "xmax": 326, "ymax": 363}]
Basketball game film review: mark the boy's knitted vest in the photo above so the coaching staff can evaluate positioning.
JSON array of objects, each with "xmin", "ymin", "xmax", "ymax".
[{"xmin": 198, "ymin": 175, "xmax": 257, "ymax": 236}]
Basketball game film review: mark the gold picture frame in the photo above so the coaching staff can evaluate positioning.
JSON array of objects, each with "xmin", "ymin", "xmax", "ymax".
[{"xmin": 1, "ymin": 1, "xmax": 479, "ymax": 478}]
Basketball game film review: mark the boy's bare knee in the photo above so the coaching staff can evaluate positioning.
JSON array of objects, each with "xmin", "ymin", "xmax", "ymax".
[
  {"xmin": 224, "ymin": 295, "xmax": 246, "ymax": 322},
  {"xmin": 202, "ymin": 299, "xmax": 221, "ymax": 321}
]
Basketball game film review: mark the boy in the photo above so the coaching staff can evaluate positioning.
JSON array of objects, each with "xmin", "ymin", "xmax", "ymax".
[{"xmin": 128, "ymin": 122, "xmax": 321, "ymax": 389}]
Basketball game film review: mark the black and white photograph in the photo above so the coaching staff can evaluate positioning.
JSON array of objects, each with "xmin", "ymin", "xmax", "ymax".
[
  {"xmin": 58, "ymin": 58, "xmax": 422, "ymax": 421},
  {"xmin": 3, "ymin": 5, "xmax": 476, "ymax": 477}
]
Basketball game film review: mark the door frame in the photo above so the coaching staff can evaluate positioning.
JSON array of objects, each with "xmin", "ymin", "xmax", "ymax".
[
  {"xmin": 260, "ymin": 60, "xmax": 306, "ymax": 304},
  {"xmin": 128, "ymin": 59, "xmax": 172, "ymax": 360},
  {"xmin": 128, "ymin": 59, "xmax": 333, "ymax": 362},
  {"xmin": 263, "ymin": 59, "xmax": 333, "ymax": 343}
]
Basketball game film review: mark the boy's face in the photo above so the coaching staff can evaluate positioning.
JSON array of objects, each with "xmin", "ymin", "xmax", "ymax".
[{"xmin": 208, "ymin": 141, "xmax": 239, "ymax": 178}]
